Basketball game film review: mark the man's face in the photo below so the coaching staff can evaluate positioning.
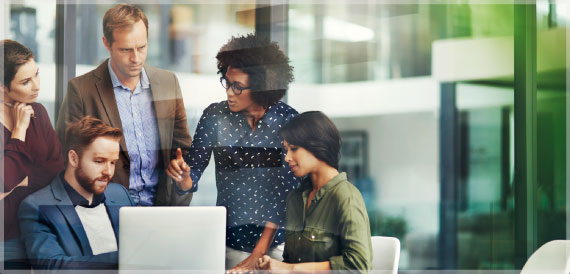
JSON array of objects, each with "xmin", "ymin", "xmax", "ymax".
[
  {"xmin": 103, "ymin": 20, "xmax": 148, "ymax": 82},
  {"xmin": 74, "ymin": 136, "xmax": 120, "ymax": 196}
]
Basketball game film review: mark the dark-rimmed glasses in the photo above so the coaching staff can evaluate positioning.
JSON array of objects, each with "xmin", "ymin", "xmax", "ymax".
[{"xmin": 220, "ymin": 76, "xmax": 251, "ymax": 95}]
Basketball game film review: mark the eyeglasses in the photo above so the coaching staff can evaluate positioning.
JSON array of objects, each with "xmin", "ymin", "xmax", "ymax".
[{"xmin": 220, "ymin": 76, "xmax": 251, "ymax": 95}]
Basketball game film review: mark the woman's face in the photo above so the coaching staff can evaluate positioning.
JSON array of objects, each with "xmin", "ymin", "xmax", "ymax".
[
  {"xmin": 225, "ymin": 66, "xmax": 258, "ymax": 113},
  {"xmin": 4, "ymin": 59, "xmax": 40, "ymax": 104},
  {"xmin": 283, "ymin": 140, "xmax": 321, "ymax": 178}
]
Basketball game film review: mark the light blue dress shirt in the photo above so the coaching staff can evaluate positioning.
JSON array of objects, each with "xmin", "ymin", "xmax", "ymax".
[{"xmin": 108, "ymin": 61, "xmax": 161, "ymax": 206}]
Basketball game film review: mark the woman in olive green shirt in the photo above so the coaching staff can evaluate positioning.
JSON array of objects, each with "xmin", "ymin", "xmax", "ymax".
[{"xmin": 257, "ymin": 111, "xmax": 372, "ymax": 273}]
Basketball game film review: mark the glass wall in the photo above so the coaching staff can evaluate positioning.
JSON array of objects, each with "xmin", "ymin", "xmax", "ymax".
[
  {"xmin": 289, "ymin": 3, "xmax": 443, "ymax": 270},
  {"xmin": 288, "ymin": 1, "xmax": 567, "ymax": 271},
  {"xmin": 1, "ymin": 1, "xmax": 567, "ymax": 272},
  {"xmin": 6, "ymin": 3, "xmax": 57, "ymax": 123},
  {"xmin": 453, "ymin": 5, "xmax": 516, "ymax": 270},
  {"xmin": 535, "ymin": 0, "xmax": 566, "ymax": 251},
  {"xmin": 456, "ymin": 83, "xmax": 514, "ymax": 269},
  {"xmin": 73, "ymin": 3, "xmax": 256, "ymax": 205}
]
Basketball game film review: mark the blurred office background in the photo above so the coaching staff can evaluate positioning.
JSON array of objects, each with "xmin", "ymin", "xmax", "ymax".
[{"xmin": 2, "ymin": 1, "xmax": 567, "ymax": 271}]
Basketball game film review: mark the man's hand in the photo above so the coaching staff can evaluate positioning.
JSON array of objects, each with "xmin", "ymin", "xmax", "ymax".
[
  {"xmin": 166, "ymin": 148, "xmax": 192, "ymax": 191},
  {"xmin": 257, "ymin": 255, "xmax": 293, "ymax": 273}
]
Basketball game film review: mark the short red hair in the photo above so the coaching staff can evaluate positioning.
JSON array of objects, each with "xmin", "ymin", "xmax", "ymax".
[{"xmin": 64, "ymin": 116, "xmax": 123, "ymax": 165}]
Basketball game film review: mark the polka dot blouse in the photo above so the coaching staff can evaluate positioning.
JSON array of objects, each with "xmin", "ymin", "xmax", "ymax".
[{"xmin": 185, "ymin": 100, "xmax": 300, "ymax": 252}]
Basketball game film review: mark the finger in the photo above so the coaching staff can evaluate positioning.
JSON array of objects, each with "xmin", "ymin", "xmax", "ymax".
[
  {"xmin": 258, "ymin": 258, "xmax": 268, "ymax": 268},
  {"xmin": 166, "ymin": 169, "xmax": 182, "ymax": 182},
  {"xmin": 176, "ymin": 148, "xmax": 183, "ymax": 161},
  {"xmin": 167, "ymin": 163, "xmax": 181, "ymax": 175},
  {"xmin": 232, "ymin": 266, "xmax": 247, "ymax": 272},
  {"xmin": 23, "ymin": 106, "xmax": 34, "ymax": 117},
  {"xmin": 13, "ymin": 103, "xmax": 24, "ymax": 114},
  {"xmin": 181, "ymin": 161, "xmax": 190, "ymax": 172},
  {"xmin": 170, "ymin": 159, "xmax": 183, "ymax": 174},
  {"xmin": 17, "ymin": 104, "xmax": 30, "ymax": 113},
  {"xmin": 18, "ymin": 103, "xmax": 30, "ymax": 112},
  {"xmin": 228, "ymin": 269, "xmax": 242, "ymax": 274},
  {"xmin": 168, "ymin": 168, "xmax": 183, "ymax": 181}
]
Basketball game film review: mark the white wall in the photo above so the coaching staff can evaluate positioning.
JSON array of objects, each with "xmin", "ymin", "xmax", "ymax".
[{"xmin": 332, "ymin": 112, "xmax": 440, "ymax": 234}]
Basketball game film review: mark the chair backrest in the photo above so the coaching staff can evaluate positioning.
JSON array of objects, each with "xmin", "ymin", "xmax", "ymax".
[
  {"xmin": 371, "ymin": 236, "xmax": 400, "ymax": 274},
  {"xmin": 521, "ymin": 240, "xmax": 570, "ymax": 274}
]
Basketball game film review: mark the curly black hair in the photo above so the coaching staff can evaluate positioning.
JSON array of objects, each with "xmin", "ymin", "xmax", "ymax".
[{"xmin": 216, "ymin": 34, "xmax": 294, "ymax": 108}]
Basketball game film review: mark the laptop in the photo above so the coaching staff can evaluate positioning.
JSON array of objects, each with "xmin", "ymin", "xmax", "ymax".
[{"xmin": 119, "ymin": 206, "xmax": 226, "ymax": 273}]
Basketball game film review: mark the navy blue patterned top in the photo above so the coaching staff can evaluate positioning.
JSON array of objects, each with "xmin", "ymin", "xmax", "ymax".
[{"xmin": 185, "ymin": 100, "xmax": 299, "ymax": 252}]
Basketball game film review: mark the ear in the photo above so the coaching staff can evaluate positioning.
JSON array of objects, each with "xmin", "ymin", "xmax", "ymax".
[
  {"xmin": 102, "ymin": 36, "xmax": 111, "ymax": 51},
  {"xmin": 68, "ymin": 150, "xmax": 79, "ymax": 168}
]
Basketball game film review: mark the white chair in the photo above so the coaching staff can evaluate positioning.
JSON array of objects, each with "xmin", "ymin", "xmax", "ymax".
[
  {"xmin": 371, "ymin": 236, "xmax": 400, "ymax": 274},
  {"xmin": 521, "ymin": 240, "xmax": 570, "ymax": 274}
]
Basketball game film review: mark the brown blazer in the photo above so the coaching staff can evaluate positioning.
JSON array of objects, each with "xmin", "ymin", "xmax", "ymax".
[{"xmin": 55, "ymin": 60, "xmax": 193, "ymax": 206}]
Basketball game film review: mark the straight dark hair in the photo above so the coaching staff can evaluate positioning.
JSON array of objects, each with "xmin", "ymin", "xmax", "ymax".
[
  {"xmin": 280, "ymin": 111, "xmax": 341, "ymax": 169},
  {"xmin": 1, "ymin": 39, "xmax": 34, "ymax": 88}
]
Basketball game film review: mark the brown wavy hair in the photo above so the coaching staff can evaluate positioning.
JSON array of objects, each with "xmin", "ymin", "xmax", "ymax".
[{"xmin": 64, "ymin": 116, "xmax": 123, "ymax": 165}]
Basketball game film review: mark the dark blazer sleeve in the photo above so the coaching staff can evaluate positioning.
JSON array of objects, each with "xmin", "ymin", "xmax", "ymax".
[
  {"xmin": 18, "ymin": 197, "xmax": 118, "ymax": 270},
  {"xmin": 171, "ymin": 73, "xmax": 192, "ymax": 152},
  {"xmin": 162, "ymin": 72, "xmax": 193, "ymax": 206},
  {"xmin": 55, "ymin": 78, "xmax": 84, "ymax": 146}
]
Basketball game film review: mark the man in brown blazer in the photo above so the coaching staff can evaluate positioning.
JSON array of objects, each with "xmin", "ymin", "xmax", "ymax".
[{"xmin": 55, "ymin": 4, "xmax": 192, "ymax": 206}]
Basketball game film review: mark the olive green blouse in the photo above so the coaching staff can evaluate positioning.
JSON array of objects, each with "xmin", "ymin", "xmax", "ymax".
[{"xmin": 282, "ymin": 172, "xmax": 372, "ymax": 273}]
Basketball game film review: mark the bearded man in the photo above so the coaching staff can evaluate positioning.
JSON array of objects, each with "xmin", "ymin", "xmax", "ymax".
[{"xmin": 18, "ymin": 116, "xmax": 134, "ymax": 271}]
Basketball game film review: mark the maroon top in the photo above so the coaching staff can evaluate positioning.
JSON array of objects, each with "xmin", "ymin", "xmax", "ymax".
[{"xmin": 3, "ymin": 103, "xmax": 64, "ymax": 240}]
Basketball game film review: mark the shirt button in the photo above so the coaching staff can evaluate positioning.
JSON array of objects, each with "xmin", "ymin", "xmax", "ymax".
[
  {"xmin": 298, "ymin": 258, "xmax": 301, "ymax": 262},
  {"xmin": 298, "ymin": 237, "xmax": 301, "ymax": 240}
]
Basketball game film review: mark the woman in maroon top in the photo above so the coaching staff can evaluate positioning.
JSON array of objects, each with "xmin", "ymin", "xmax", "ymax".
[{"xmin": 1, "ymin": 39, "xmax": 64, "ymax": 269}]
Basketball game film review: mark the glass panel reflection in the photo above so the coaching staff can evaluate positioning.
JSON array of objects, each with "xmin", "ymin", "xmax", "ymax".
[
  {"xmin": 73, "ymin": 3, "xmax": 256, "ymax": 206},
  {"xmin": 8, "ymin": 3, "xmax": 57, "ymax": 123}
]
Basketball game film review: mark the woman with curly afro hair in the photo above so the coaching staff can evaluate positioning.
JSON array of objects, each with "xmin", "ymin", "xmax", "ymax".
[{"xmin": 167, "ymin": 34, "xmax": 300, "ymax": 272}]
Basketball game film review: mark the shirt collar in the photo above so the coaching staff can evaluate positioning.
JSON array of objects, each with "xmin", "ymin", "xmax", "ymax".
[
  {"xmin": 107, "ymin": 59, "xmax": 150, "ymax": 91},
  {"xmin": 61, "ymin": 173, "xmax": 106, "ymax": 208},
  {"xmin": 226, "ymin": 101, "xmax": 282, "ymax": 126},
  {"xmin": 303, "ymin": 172, "xmax": 347, "ymax": 201}
]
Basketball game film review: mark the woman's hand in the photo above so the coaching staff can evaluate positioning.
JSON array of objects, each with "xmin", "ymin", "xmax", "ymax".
[
  {"xmin": 166, "ymin": 148, "xmax": 193, "ymax": 191},
  {"xmin": 10, "ymin": 102, "xmax": 34, "ymax": 141},
  {"xmin": 257, "ymin": 255, "xmax": 294, "ymax": 273},
  {"xmin": 1, "ymin": 176, "xmax": 28, "ymax": 200},
  {"xmin": 226, "ymin": 250, "xmax": 265, "ymax": 274}
]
